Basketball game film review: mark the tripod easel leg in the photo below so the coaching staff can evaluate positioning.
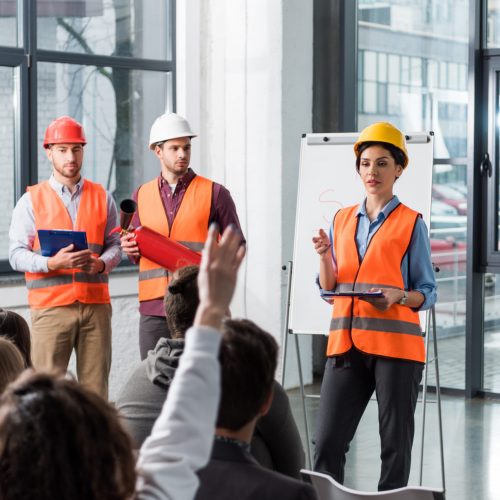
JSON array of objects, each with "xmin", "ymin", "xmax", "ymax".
[{"xmin": 295, "ymin": 333, "xmax": 312, "ymax": 468}]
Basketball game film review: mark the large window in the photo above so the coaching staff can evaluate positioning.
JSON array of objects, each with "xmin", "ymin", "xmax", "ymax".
[
  {"xmin": 0, "ymin": 67, "xmax": 18, "ymax": 261},
  {"xmin": 357, "ymin": 0, "xmax": 469, "ymax": 390},
  {"xmin": 0, "ymin": 0, "xmax": 175, "ymax": 270}
]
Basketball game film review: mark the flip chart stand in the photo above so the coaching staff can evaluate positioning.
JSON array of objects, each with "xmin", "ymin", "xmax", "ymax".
[{"xmin": 280, "ymin": 262, "xmax": 445, "ymax": 493}]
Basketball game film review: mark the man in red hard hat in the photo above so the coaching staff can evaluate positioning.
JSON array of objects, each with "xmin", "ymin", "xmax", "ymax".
[
  {"xmin": 8, "ymin": 116, "xmax": 121, "ymax": 398},
  {"xmin": 120, "ymin": 113, "xmax": 245, "ymax": 359}
]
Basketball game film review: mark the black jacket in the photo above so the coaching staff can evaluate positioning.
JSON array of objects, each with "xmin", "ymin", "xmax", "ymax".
[{"xmin": 194, "ymin": 440, "xmax": 317, "ymax": 500}]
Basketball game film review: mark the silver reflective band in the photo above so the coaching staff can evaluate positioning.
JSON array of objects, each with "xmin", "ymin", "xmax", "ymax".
[
  {"xmin": 138, "ymin": 269, "xmax": 169, "ymax": 281},
  {"xmin": 178, "ymin": 241, "xmax": 204, "ymax": 252},
  {"xmin": 26, "ymin": 273, "xmax": 108, "ymax": 290},
  {"xmin": 330, "ymin": 316, "xmax": 422, "ymax": 336},
  {"xmin": 74, "ymin": 273, "xmax": 108, "ymax": 284}
]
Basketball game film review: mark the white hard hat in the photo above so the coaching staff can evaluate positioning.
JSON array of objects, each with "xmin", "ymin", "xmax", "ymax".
[{"xmin": 148, "ymin": 113, "xmax": 197, "ymax": 150}]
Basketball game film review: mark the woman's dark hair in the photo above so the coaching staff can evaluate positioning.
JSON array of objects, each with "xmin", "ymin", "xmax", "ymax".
[
  {"xmin": 217, "ymin": 319, "xmax": 278, "ymax": 431},
  {"xmin": 0, "ymin": 339, "xmax": 24, "ymax": 394},
  {"xmin": 164, "ymin": 265, "xmax": 200, "ymax": 339},
  {"xmin": 0, "ymin": 371, "xmax": 136, "ymax": 500},
  {"xmin": 355, "ymin": 141, "xmax": 406, "ymax": 171},
  {"xmin": 0, "ymin": 309, "xmax": 32, "ymax": 367}
]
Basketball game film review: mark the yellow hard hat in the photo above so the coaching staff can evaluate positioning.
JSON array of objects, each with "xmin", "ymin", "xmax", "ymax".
[{"xmin": 354, "ymin": 122, "xmax": 409, "ymax": 168}]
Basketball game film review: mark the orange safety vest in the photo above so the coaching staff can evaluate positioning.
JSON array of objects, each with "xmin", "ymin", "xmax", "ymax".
[
  {"xmin": 327, "ymin": 203, "xmax": 425, "ymax": 363},
  {"xmin": 25, "ymin": 179, "xmax": 110, "ymax": 309},
  {"xmin": 137, "ymin": 175, "xmax": 213, "ymax": 302}
]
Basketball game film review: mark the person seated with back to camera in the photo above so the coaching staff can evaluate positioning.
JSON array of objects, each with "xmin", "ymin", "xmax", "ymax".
[
  {"xmin": 193, "ymin": 318, "xmax": 317, "ymax": 500},
  {"xmin": 116, "ymin": 265, "xmax": 305, "ymax": 479},
  {"xmin": 0, "ymin": 225, "xmax": 245, "ymax": 500}
]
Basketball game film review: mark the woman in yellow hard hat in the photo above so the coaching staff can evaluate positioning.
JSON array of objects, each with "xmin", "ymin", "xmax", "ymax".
[{"xmin": 312, "ymin": 122, "xmax": 436, "ymax": 491}]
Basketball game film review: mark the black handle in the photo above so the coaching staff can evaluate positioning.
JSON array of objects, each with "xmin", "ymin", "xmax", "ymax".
[{"xmin": 480, "ymin": 152, "xmax": 492, "ymax": 178}]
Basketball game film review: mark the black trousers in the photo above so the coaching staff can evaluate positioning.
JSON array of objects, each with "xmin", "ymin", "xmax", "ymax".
[
  {"xmin": 313, "ymin": 348, "xmax": 423, "ymax": 491},
  {"xmin": 139, "ymin": 314, "xmax": 171, "ymax": 360}
]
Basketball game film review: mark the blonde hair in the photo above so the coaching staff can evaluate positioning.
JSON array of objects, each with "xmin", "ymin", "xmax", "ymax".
[{"xmin": 0, "ymin": 338, "xmax": 25, "ymax": 394}]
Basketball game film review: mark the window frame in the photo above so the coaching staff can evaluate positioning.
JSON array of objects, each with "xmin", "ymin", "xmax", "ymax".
[{"xmin": 0, "ymin": 0, "xmax": 176, "ymax": 274}]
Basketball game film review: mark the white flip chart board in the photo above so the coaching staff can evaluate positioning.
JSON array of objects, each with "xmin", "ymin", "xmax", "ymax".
[{"xmin": 289, "ymin": 132, "xmax": 434, "ymax": 335}]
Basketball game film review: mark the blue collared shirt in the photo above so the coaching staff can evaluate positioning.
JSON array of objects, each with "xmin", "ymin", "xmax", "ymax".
[{"xmin": 321, "ymin": 195, "xmax": 437, "ymax": 311}]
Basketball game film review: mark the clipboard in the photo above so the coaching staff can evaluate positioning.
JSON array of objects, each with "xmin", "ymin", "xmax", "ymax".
[
  {"xmin": 322, "ymin": 290, "xmax": 384, "ymax": 298},
  {"xmin": 37, "ymin": 230, "xmax": 88, "ymax": 257}
]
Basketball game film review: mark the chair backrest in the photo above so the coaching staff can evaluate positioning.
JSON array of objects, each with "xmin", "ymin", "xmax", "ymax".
[{"xmin": 300, "ymin": 470, "xmax": 445, "ymax": 500}]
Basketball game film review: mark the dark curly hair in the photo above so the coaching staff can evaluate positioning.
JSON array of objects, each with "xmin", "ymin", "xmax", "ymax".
[
  {"xmin": 164, "ymin": 265, "xmax": 199, "ymax": 339},
  {"xmin": 0, "ymin": 371, "xmax": 136, "ymax": 500},
  {"xmin": 0, "ymin": 309, "xmax": 32, "ymax": 368}
]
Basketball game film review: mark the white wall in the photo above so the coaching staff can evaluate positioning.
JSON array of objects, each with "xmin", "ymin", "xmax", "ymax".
[{"xmin": 176, "ymin": 0, "xmax": 314, "ymax": 387}]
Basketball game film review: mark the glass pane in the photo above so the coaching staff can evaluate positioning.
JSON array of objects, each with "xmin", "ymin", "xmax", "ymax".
[
  {"xmin": 429, "ymin": 165, "xmax": 467, "ymax": 390},
  {"xmin": 363, "ymin": 82, "xmax": 377, "ymax": 113},
  {"xmin": 497, "ymin": 80, "xmax": 500, "ymax": 253},
  {"xmin": 37, "ymin": 0, "xmax": 173, "ymax": 60},
  {"xmin": 38, "ymin": 62, "xmax": 173, "ymax": 203},
  {"xmin": 358, "ymin": 0, "xmax": 469, "ymax": 390},
  {"xmin": 487, "ymin": 1, "xmax": 500, "ymax": 48},
  {"xmin": 388, "ymin": 54, "xmax": 400, "ymax": 83},
  {"xmin": 0, "ymin": 1, "xmax": 19, "ymax": 47},
  {"xmin": 364, "ymin": 51, "xmax": 377, "ymax": 81},
  {"xmin": 427, "ymin": 60, "xmax": 438, "ymax": 89},
  {"xmin": 0, "ymin": 67, "xmax": 17, "ymax": 260},
  {"xmin": 483, "ymin": 274, "xmax": 500, "ymax": 392}
]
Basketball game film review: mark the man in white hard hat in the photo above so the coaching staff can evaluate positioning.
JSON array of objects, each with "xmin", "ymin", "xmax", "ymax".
[{"xmin": 121, "ymin": 113, "xmax": 245, "ymax": 359}]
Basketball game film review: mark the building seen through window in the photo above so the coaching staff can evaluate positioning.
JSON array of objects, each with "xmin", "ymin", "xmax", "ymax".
[{"xmin": 358, "ymin": 0, "xmax": 470, "ymax": 390}]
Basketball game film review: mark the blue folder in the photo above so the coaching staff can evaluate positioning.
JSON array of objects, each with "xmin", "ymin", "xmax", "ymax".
[{"xmin": 37, "ymin": 230, "xmax": 88, "ymax": 257}]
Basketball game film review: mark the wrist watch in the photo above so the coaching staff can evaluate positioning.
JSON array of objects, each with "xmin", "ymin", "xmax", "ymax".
[{"xmin": 398, "ymin": 290, "xmax": 408, "ymax": 305}]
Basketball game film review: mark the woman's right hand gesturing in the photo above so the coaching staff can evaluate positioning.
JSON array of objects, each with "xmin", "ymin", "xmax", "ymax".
[
  {"xmin": 313, "ymin": 228, "xmax": 337, "ymax": 291},
  {"xmin": 312, "ymin": 228, "xmax": 331, "ymax": 257}
]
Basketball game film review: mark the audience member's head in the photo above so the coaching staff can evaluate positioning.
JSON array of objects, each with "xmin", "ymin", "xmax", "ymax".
[
  {"xmin": 0, "ymin": 339, "xmax": 25, "ymax": 394},
  {"xmin": 164, "ymin": 265, "xmax": 200, "ymax": 339},
  {"xmin": 217, "ymin": 319, "xmax": 278, "ymax": 431},
  {"xmin": 0, "ymin": 309, "xmax": 31, "ymax": 367},
  {"xmin": 0, "ymin": 371, "xmax": 136, "ymax": 500}
]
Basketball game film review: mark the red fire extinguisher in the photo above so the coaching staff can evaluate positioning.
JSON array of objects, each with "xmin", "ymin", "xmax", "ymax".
[{"xmin": 110, "ymin": 199, "xmax": 201, "ymax": 272}]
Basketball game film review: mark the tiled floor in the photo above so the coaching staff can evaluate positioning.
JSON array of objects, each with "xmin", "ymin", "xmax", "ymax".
[{"xmin": 288, "ymin": 384, "xmax": 500, "ymax": 500}]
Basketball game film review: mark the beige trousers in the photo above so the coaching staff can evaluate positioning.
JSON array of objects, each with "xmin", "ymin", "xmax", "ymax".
[{"xmin": 31, "ymin": 302, "xmax": 112, "ymax": 399}]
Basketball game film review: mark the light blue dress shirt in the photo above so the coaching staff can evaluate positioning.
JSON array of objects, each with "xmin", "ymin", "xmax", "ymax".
[{"xmin": 321, "ymin": 195, "xmax": 437, "ymax": 311}]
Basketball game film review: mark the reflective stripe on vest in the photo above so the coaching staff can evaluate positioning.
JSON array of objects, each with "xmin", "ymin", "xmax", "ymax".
[
  {"xmin": 25, "ymin": 179, "xmax": 110, "ymax": 309},
  {"xmin": 137, "ymin": 176, "xmax": 212, "ymax": 301},
  {"xmin": 328, "ymin": 203, "xmax": 425, "ymax": 363}
]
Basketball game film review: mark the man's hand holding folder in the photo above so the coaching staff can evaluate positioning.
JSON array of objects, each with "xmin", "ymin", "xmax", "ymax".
[
  {"xmin": 47, "ymin": 244, "xmax": 92, "ymax": 271},
  {"xmin": 47, "ymin": 245, "xmax": 105, "ymax": 274}
]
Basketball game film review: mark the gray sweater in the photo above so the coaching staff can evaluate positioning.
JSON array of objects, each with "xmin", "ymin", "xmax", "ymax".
[{"xmin": 117, "ymin": 337, "xmax": 305, "ymax": 479}]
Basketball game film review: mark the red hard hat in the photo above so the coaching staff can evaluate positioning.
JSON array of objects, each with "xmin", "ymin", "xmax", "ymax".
[{"xmin": 43, "ymin": 116, "xmax": 87, "ymax": 149}]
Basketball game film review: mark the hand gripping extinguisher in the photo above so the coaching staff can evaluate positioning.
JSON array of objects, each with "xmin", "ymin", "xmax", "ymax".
[{"xmin": 110, "ymin": 199, "xmax": 201, "ymax": 271}]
